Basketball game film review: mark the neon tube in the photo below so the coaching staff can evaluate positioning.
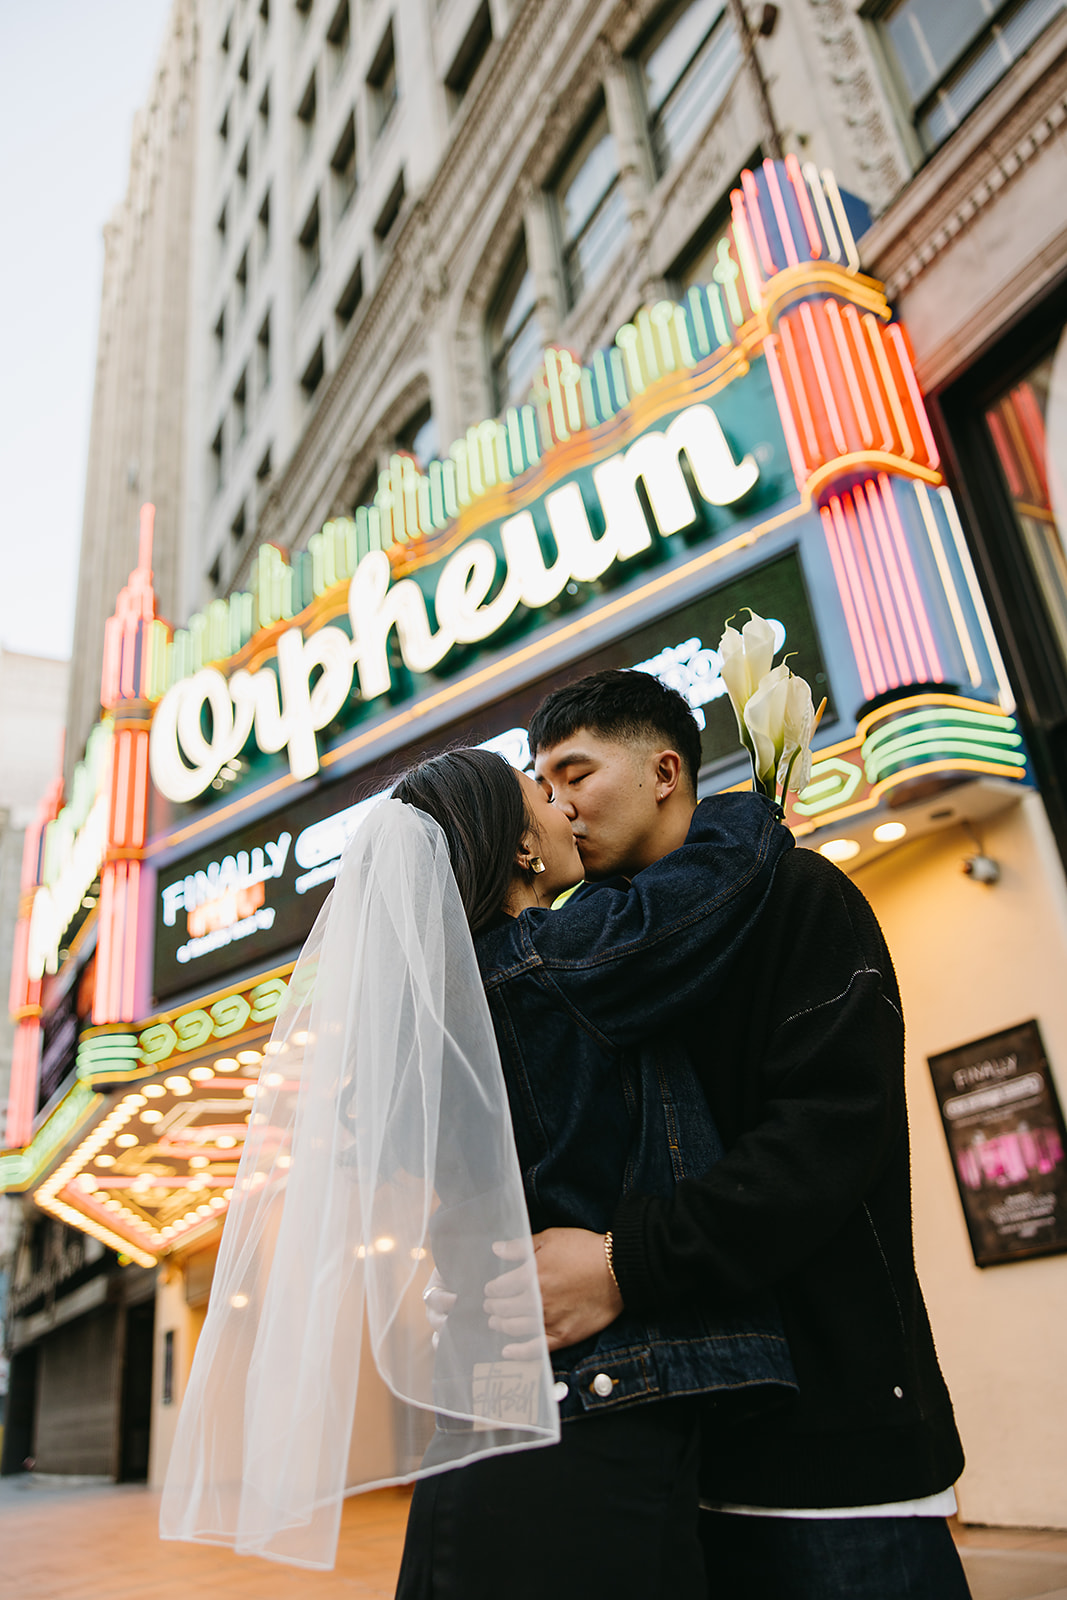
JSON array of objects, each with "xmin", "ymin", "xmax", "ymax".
[
  {"xmin": 886, "ymin": 325, "xmax": 940, "ymax": 468},
  {"xmin": 785, "ymin": 153, "xmax": 823, "ymax": 259},
  {"xmin": 913, "ymin": 482, "xmax": 983, "ymax": 688},
  {"xmin": 829, "ymin": 494, "xmax": 889, "ymax": 692},
  {"xmin": 740, "ymin": 169, "xmax": 776, "ymax": 276},
  {"xmin": 777, "ymin": 314, "xmax": 822, "ymax": 465},
  {"xmin": 938, "ymin": 487, "xmax": 1016, "ymax": 711},
  {"xmin": 851, "ymin": 488, "xmax": 911, "ymax": 681},
  {"xmin": 821, "ymin": 501, "xmax": 878, "ymax": 699},
  {"xmin": 863, "ymin": 479, "xmax": 929, "ymax": 682},
  {"xmin": 865, "ymin": 315, "xmax": 914, "ymax": 459},
  {"xmin": 823, "ymin": 299, "xmax": 874, "ymax": 448},
  {"xmin": 802, "ymin": 161, "xmax": 840, "ymax": 262},
  {"xmin": 763, "ymin": 159, "xmax": 800, "ymax": 268},
  {"xmin": 763, "ymin": 338, "xmax": 810, "ymax": 488},
  {"xmin": 841, "ymin": 493, "xmax": 899, "ymax": 684},
  {"xmin": 878, "ymin": 473, "xmax": 944, "ymax": 681},
  {"xmin": 799, "ymin": 302, "xmax": 849, "ymax": 457},
  {"xmin": 843, "ymin": 305, "xmax": 895, "ymax": 452},
  {"xmin": 822, "ymin": 169, "xmax": 860, "ymax": 272}
]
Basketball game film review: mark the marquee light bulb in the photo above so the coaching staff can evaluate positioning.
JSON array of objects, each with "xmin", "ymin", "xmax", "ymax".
[
  {"xmin": 872, "ymin": 821, "xmax": 907, "ymax": 843},
  {"xmin": 819, "ymin": 838, "xmax": 861, "ymax": 863},
  {"xmin": 142, "ymin": 1084, "xmax": 166, "ymax": 1098}
]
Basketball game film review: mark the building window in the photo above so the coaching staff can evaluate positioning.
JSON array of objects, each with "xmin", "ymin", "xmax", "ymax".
[
  {"xmin": 327, "ymin": 0, "xmax": 351, "ymax": 73},
  {"xmin": 231, "ymin": 502, "xmax": 247, "ymax": 545},
  {"xmin": 295, "ymin": 0, "xmax": 312, "ymax": 16},
  {"xmin": 331, "ymin": 113, "xmax": 358, "ymax": 221},
  {"xmin": 298, "ymin": 196, "xmax": 321, "ymax": 295},
  {"xmin": 257, "ymin": 310, "xmax": 272, "ymax": 391},
  {"xmin": 238, "ymin": 42, "xmax": 251, "ymax": 86},
  {"xmin": 258, "ymin": 186, "xmax": 271, "ymax": 261},
  {"xmin": 368, "ymin": 22, "xmax": 398, "ymax": 139},
  {"xmin": 296, "ymin": 68, "xmax": 317, "ymax": 158},
  {"xmin": 260, "ymin": 0, "xmax": 270, "ymax": 23},
  {"xmin": 488, "ymin": 237, "xmax": 541, "ymax": 411},
  {"xmin": 237, "ymin": 140, "xmax": 250, "ymax": 197},
  {"xmin": 213, "ymin": 307, "xmax": 226, "ymax": 367},
  {"xmin": 397, "ymin": 402, "xmax": 439, "ymax": 468},
  {"xmin": 876, "ymin": 0, "xmax": 1065, "ymax": 154},
  {"xmin": 301, "ymin": 339, "xmax": 326, "ymax": 402},
  {"xmin": 639, "ymin": 0, "xmax": 741, "ymax": 176},
  {"xmin": 445, "ymin": 1, "xmax": 492, "ymax": 108},
  {"xmin": 221, "ymin": 18, "xmax": 231, "ymax": 55},
  {"xmin": 553, "ymin": 105, "xmax": 629, "ymax": 308},
  {"xmin": 257, "ymin": 446, "xmax": 273, "ymax": 487},
  {"xmin": 258, "ymin": 80, "xmax": 271, "ymax": 135},
  {"xmin": 235, "ymin": 248, "xmax": 249, "ymax": 314},
  {"xmin": 217, "ymin": 200, "xmax": 228, "ymax": 255},
  {"xmin": 211, "ymin": 424, "xmax": 224, "ymax": 494},
  {"xmin": 985, "ymin": 338, "xmax": 1067, "ymax": 666},
  {"xmin": 209, "ymin": 553, "xmax": 222, "ymax": 591},
  {"xmin": 335, "ymin": 257, "xmax": 364, "ymax": 330},
  {"xmin": 374, "ymin": 170, "xmax": 405, "ymax": 245},
  {"xmin": 234, "ymin": 370, "xmax": 248, "ymax": 443},
  {"xmin": 219, "ymin": 103, "xmax": 230, "ymax": 147}
]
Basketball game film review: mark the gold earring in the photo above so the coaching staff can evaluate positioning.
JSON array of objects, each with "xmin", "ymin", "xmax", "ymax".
[{"xmin": 529, "ymin": 856, "xmax": 546, "ymax": 875}]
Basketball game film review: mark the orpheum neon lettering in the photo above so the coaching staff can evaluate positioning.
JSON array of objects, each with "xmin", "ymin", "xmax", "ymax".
[
  {"xmin": 149, "ymin": 402, "xmax": 760, "ymax": 802},
  {"xmin": 27, "ymin": 794, "xmax": 110, "ymax": 980}
]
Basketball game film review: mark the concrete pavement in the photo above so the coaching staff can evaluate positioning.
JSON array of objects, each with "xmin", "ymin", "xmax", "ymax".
[{"xmin": 2, "ymin": 1473, "xmax": 1067, "ymax": 1598}]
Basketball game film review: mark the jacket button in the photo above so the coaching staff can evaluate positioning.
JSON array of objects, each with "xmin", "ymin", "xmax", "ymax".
[
  {"xmin": 552, "ymin": 1381, "xmax": 569, "ymax": 1403},
  {"xmin": 591, "ymin": 1373, "xmax": 614, "ymax": 1398},
  {"xmin": 893, "ymin": 1386, "xmax": 904, "ymax": 1398}
]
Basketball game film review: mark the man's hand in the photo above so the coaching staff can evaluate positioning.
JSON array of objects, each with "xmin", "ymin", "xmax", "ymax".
[{"xmin": 484, "ymin": 1228, "xmax": 623, "ymax": 1358}]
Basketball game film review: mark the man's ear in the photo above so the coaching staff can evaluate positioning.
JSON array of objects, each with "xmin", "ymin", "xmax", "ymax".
[{"xmin": 652, "ymin": 750, "xmax": 684, "ymax": 802}]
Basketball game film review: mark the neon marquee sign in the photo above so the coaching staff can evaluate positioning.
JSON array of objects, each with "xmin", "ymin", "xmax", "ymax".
[{"xmin": 149, "ymin": 401, "xmax": 762, "ymax": 802}]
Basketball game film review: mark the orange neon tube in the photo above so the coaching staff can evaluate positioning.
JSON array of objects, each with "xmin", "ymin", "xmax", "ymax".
[
  {"xmin": 799, "ymin": 303, "xmax": 848, "ymax": 457},
  {"xmin": 842, "ymin": 305, "xmax": 895, "ymax": 452},
  {"xmin": 740, "ymin": 169, "xmax": 776, "ymax": 276},
  {"xmin": 777, "ymin": 313, "xmax": 822, "ymax": 466},
  {"xmin": 763, "ymin": 159, "xmax": 800, "ymax": 268},
  {"xmin": 762, "ymin": 338, "xmax": 810, "ymax": 489},
  {"xmin": 785, "ymin": 153, "xmax": 823, "ymax": 259}
]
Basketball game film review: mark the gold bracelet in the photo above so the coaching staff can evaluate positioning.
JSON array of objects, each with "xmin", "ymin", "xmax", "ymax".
[{"xmin": 604, "ymin": 1230, "xmax": 620, "ymax": 1293}]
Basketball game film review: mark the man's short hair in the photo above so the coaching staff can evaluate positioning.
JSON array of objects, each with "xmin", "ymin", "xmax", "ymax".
[{"xmin": 528, "ymin": 668, "xmax": 703, "ymax": 794}]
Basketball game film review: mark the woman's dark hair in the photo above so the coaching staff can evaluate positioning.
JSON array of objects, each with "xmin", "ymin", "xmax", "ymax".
[{"xmin": 392, "ymin": 748, "xmax": 537, "ymax": 932}]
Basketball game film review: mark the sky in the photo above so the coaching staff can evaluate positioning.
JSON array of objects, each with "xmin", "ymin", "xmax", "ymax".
[{"xmin": 0, "ymin": 1, "xmax": 173, "ymax": 662}]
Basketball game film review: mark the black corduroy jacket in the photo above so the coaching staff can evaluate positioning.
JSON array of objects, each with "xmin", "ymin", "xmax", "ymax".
[{"xmin": 609, "ymin": 845, "xmax": 965, "ymax": 1509}]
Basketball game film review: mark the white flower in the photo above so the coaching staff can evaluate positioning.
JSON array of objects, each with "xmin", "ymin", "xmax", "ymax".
[
  {"xmin": 718, "ymin": 614, "xmax": 777, "ymax": 745},
  {"xmin": 777, "ymin": 674, "xmax": 815, "ymax": 795},
  {"xmin": 719, "ymin": 610, "xmax": 821, "ymax": 802},
  {"xmin": 743, "ymin": 664, "xmax": 792, "ymax": 790}
]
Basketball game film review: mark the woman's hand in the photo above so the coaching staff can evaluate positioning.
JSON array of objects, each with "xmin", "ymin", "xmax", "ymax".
[{"xmin": 484, "ymin": 1229, "xmax": 623, "ymax": 1358}]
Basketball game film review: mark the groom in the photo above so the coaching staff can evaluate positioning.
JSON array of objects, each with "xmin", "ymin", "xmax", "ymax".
[{"xmin": 487, "ymin": 667, "xmax": 970, "ymax": 1600}]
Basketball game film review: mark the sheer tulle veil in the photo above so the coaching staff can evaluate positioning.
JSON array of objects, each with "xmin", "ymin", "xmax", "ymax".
[{"xmin": 159, "ymin": 800, "xmax": 560, "ymax": 1569}]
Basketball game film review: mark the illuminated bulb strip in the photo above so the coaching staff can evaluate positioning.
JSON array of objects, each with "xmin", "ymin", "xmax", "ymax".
[{"xmin": 912, "ymin": 482, "xmax": 983, "ymax": 689}]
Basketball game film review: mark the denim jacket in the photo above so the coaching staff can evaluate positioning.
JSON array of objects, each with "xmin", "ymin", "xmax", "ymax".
[{"xmin": 472, "ymin": 792, "xmax": 797, "ymax": 1421}]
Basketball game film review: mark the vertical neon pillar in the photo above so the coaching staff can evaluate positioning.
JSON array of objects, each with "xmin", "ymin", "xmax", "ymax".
[
  {"xmin": 5, "ymin": 774, "xmax": 64, "ymax": 1147},
  {"xmin": 93, "ymin": 504, "xmax": 159, "ymax": 1025}
]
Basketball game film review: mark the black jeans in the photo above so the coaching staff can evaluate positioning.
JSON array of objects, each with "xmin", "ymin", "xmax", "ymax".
[
  {"xmin": 700, "ymin": 1509, "xmax": 973, "ymax": 1598},
  {"xmin": 395, "ymin": 1401, "xmax": 705, "ymax": 1600}
]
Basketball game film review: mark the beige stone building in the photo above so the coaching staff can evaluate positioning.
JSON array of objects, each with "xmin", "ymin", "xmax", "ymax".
[{"xmin": 65, "ymin": 0, "xmax": 199, "ymax": 785}]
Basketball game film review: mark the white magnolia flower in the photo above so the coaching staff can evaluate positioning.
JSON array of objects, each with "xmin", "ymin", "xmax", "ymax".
[
  {"xmin": 718, "ymin": 614, "xmax": 777, "ymax": 746},
  {"xmin": 718, "ymin": 611, "xmax": 822, "ymax": 803},
  {"xmin": 743, "ymin": 663, "xmax": 791, "ymax": 790}
]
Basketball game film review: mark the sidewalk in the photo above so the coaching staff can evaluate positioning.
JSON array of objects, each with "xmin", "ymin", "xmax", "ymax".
[{"xmin": 1, "ymin": 1474, "xmax": 1066, "ymax": 1598}]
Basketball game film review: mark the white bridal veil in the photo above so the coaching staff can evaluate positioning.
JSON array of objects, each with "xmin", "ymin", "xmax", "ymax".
[{"xmin": 160, "ymin": 801, "xmax": 559, "ymax": 1570}]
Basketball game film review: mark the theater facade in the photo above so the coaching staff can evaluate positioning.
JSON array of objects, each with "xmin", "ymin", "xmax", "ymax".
[{"xmin": 4, "ymin": 163, "xmax": 1064, "ymax": 1519}]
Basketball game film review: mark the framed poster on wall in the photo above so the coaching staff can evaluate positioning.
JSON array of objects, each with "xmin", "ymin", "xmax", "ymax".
[{"xmin": 927, "ymin": 1020, "xmax": 1067, "ymax": 1267}]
